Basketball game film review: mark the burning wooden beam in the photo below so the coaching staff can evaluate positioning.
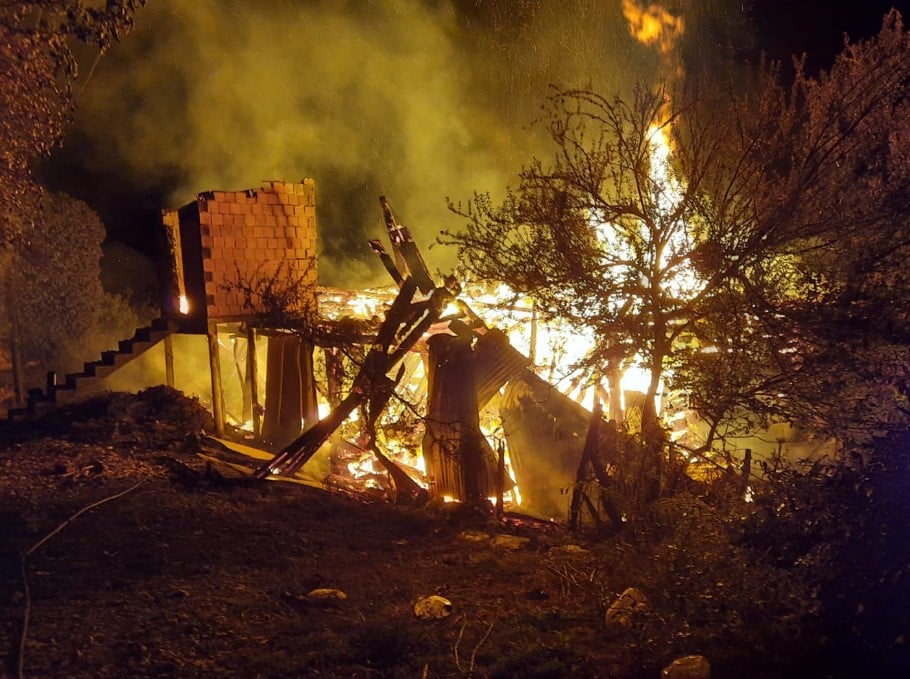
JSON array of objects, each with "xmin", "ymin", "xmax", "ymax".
[{"xmin": 368, "ymin": 239, "xmax": 404, "ymax": 287}]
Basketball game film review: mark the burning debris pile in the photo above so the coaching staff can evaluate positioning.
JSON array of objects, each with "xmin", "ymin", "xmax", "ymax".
[{"xmin": 235, "ymin": 196, "xmax": 612, "ymax": 521}]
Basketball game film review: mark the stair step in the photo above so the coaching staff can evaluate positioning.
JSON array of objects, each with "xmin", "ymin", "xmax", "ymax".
[
  {"xmin": 66, "ymin": 372, "xmax": 90, "ymax": 389},
  {"xmin": 129, "ymin": 340, "xmax": 154, "ymax": 354},
  {"xmin": 11, "ymin": 318, "xmax": 174, "ymax": 421},
  {"xmin": 82, "ymin": 361, "xmax": 117, "ymax": 379}
]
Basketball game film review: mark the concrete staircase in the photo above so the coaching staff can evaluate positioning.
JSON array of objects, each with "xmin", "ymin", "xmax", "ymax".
[{"xmin": 6, "ymin": 317, "xmax": 174, "ymax": 422}]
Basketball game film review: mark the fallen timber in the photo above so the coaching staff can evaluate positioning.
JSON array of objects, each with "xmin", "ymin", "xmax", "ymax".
[
  {"xmin": 252, "ymin": 277, "xmax": 456, "ymax": 479},
  {"xmin": 253, "ymin": 195, "xmax": 596, "ymax": 514}
]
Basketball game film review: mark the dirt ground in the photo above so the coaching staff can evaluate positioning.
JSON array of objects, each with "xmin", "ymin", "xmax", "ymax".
[{"xmin": 1, "ymin": 388, "xmax": 908, "ymax": 678}]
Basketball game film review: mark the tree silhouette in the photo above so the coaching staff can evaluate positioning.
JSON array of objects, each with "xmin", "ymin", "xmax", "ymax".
[{"xmin": 446, "ymin": 10, "xmax": 910, "ymax": 475}]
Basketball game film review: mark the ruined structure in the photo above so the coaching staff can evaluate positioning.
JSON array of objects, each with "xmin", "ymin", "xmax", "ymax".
[
  {"xmin": 161, "ymin": 179, "xmax": 318, "ymax": 329},
  {"xmin": 3, "ymin": 179, "xmax": 606, "ymax": 519}
]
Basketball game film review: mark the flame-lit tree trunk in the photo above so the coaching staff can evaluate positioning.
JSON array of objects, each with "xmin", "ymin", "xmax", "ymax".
[
  {"xmin": 604, "ymin": 344, "xmax": 625, "ymax": 423},
  {"xmin": 423, "ymin": 333, "xmax": 495, "ymax": 503}
]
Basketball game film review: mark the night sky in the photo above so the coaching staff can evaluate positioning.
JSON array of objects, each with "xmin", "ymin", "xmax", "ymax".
[{"xmin": 39, "ymin": 0, "xmax": 910, "ymax": 291}]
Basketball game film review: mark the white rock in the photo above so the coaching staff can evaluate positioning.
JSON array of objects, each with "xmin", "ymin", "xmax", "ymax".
[
  {"xmin": 489, "ymin": 534, "xmax": 530, "ymax": 550},
  {"xmin": 306, "ymin": 588, "xmax": 347, "ymax": 602},
  {"xmin": 605, "ymin": 587, "xmax": 648, "ymax": 629},
  {"xmin": 661, "ymin": 655, "xmax": 711, "ymax": 679},
  {"xmin": 558, "ymin": 544, "xmax": 590, "ymax": 554},
  {"xmin": 414, "ymin": 595, "xmax": 453, "ymax": 619}
]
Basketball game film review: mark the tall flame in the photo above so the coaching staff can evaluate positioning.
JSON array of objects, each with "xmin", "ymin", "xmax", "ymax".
[
  {"xmin": 622, "ymin": 0, "xmax": 686, "ymax": 86},
  {"xmin": 622, "ymin": 0, "xmax": 685, "ymax": 53}
]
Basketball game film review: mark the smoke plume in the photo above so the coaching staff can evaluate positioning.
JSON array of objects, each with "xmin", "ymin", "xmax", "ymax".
[{"xmin": 67, "ymin": 0, "xmax": 665, "ymax": 286}]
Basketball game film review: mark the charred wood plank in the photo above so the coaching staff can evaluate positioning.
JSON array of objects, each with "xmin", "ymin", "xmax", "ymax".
[
  {"xmin": 368, "ymin": 239, "xmax": 405, "ymax": 287},
  {"xmin": 423, "ymin": 334, "xmax": 495, "ymax": 502},
  {"xmin": 380, "ymin": 196, "xmax": 434, "ymax": 294}
]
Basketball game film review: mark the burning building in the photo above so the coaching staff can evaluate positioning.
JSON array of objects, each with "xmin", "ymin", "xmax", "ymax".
[{"xmin": 7, "ymin": 178, "xmax": 610, "ymax": 521}]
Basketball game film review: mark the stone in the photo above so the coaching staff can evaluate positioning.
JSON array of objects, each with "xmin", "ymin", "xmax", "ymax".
[
  {"xmin": 458, "ymin": 530, "xmax": 491, "ymax": 542},
  {"xmin": 605, "ymin": 587, "xmax": 648, "ymax": 629},
  {"xmin": 558, "ymin": 544, "xmax": 590, "ymax": 554},
  {"xmin": 661, "ymin": 655, "xmax": 711, "ymax": 679},
  {"xmin": 306, "ymin": 588, "xmax": 347, "ymax": 602},
  {"xmin": 414, "ymin": 595, "xmax": 453, "ymax": 619}
]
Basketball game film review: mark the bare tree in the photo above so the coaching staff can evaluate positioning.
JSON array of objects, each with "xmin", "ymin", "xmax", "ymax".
[{"xmin": 445, "ymin": 10, "xmax": 910, "ymax": 477}]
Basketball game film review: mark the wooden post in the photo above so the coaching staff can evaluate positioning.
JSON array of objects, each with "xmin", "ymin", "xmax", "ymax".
[
  {"xmin": 207, "ymin": 322, "xmax": 225, "ymax": 437},
  {"xmin": 423, "ymin": 333, "xmax": 493, "ymax": 502},
  {"xmin": 163, "ymin": 333, "xmax": 175, "ymax": 388},
  {"xmin": 300, "ymin": 341, "xmax": 319, "ymax": 429},
  {"xmin": 324, "ymin": 347, "xmax": 344, "ymax": 408},
  {"xmin": 261, "ymin": 334, "xmax": 318, "ymax": 448},
  {"xmin": 740, "ymin": 448, "xmax": 752, "ymax": 498},
  {"xmin": 246, "ymin": 326, "xmax": 261, "ymax": 438}
]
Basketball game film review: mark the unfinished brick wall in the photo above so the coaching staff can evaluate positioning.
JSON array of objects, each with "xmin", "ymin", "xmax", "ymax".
[{"xmin": 165, "ymin": 179, "xmax": 318, "ymax": 325}]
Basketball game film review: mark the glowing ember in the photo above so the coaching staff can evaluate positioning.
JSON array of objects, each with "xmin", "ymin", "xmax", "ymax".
[{"xmin": 178, "ymin": 295, "xmax": 189, "ymax": 314}]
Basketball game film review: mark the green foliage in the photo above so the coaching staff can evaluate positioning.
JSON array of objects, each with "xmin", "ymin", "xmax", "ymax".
[
  {"xmin": 718, "ymin": 9, "xmax": 910, "ymax": 447},
  {"xmin": 0, "ymin": 21, "xmax": 68, "ymax": 233}
]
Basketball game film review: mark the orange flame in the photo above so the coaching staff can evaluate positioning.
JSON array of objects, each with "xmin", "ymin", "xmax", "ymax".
[{"xmin": 622, "ymin": 0, "xmax": 685, "ymax": 53}]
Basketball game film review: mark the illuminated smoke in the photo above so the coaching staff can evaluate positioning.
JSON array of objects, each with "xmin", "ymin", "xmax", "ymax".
[{"xmin": 67, "ymin": 0, "xmax": 660, "ymax": 286}]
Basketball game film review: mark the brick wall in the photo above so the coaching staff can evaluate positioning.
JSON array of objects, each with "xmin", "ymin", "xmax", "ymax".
[{"xmin": 192, "ymin": 179, "xmax": 318, "ymax": 322}]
